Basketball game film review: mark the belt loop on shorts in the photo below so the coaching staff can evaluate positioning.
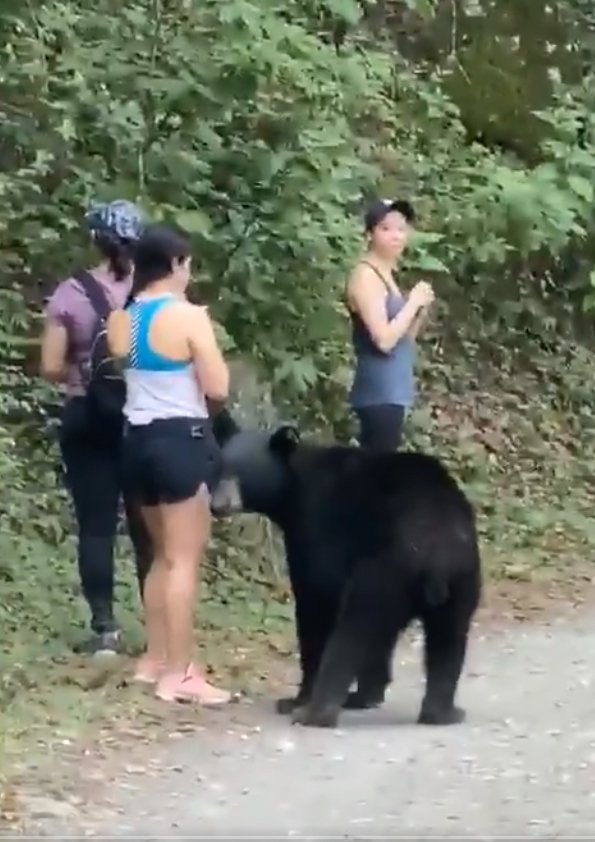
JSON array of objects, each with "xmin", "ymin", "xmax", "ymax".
[{"xmin": 190, "ymin": 423, "xmax": 204, "ymax": 439}]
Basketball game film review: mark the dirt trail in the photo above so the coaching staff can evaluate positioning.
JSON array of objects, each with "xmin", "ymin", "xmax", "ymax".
[{"xmin": 10, "ymin": 581, "xmax": 595, "ymax": 839}]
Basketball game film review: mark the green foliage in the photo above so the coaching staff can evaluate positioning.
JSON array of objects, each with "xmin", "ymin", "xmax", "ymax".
[{"xmin": 2, "ymin": 0, "xmax": 595, "ymax": 767}]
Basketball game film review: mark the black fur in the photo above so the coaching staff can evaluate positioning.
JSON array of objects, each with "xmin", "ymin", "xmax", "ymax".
[{"xmin": 210, "ymin": 410, "xmax": 482, "ymax": 729}]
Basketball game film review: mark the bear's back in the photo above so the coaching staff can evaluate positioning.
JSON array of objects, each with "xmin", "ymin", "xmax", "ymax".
[
  {"xmin": 287, "ymin": 443, "xmax": 476, "ymax": 571},
  {"xmin": 291, "ymin": 444, "xmax": 469, "ymax": 512}
]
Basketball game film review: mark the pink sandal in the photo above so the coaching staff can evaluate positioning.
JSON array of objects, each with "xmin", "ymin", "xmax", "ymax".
[{"xmin": 155, "ymin": 663, "xmax": 231, "ymax": 706}]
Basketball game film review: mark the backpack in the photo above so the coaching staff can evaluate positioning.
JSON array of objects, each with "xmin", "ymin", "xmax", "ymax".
[{"xmin": 75, "ymin": 270, "xmax": 126, "ymax": 428}]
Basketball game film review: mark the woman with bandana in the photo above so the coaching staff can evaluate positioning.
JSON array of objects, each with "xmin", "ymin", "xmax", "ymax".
[{"xmin": 41, "ymin": 200, "xmax": 152, "ymax": 656}]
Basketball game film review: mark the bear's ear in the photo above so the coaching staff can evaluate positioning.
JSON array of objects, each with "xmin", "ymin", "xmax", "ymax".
[
  {"xmin": 269, "ymin": 424, "xmax": 301, "ymax": 460},
  {"xmin": 209, "ymin": 404, "xmax": 241, "ymax": 446}
]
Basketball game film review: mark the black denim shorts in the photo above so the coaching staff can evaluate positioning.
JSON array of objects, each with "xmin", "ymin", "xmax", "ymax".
[{"xmin": 122, "ymin": 416, "xmax": 222, "ymax": 507}]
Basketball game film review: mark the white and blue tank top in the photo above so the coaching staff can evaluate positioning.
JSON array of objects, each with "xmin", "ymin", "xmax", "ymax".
[{"xmin": 123, "ymin": 294, "xmax": 208, "ymax": 425}]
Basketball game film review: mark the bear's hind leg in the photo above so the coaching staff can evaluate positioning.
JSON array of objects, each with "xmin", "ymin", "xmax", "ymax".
[
  {"xmin": 291, "ymin": 624, "xmax": 368, "ymax": 727},
  {"xmin": 343, "ymin": 643, "xmax": 394, "ymax": 710},
  {"xmin": 418, "ymin": 598, "xmax": 474, "ymax": 726},
  {"xmin": 293, "ymin": 558, "xmax": 404, "ymax": 728}
]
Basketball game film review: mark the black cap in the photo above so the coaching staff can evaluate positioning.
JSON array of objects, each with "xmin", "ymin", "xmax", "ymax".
[{"xmin": 364, "ymin": 198, "xmax": 416, "ymax": 233}]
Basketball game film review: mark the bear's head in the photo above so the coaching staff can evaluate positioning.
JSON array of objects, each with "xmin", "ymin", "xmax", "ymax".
[{"xmin": 209, "ymin": 407, "xmax": 301, "ymax": 524}]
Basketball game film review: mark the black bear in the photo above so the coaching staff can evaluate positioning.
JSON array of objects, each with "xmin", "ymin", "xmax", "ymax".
[{"xmin": 210, "ymin": 409, "xmax": 482, "ymax": 729}]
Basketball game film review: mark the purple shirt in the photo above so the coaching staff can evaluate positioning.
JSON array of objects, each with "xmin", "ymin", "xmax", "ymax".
[{"xmin": 45, "ymin": 268, "xmax": 132, "ymax": 396}]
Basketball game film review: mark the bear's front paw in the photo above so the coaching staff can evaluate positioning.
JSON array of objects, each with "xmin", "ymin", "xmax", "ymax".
[
  {"xmin": 276, "ymin": 695, "xmax": 303, "ymax": 715},
  {"xmin": 418, "ymin": 703, "xmax": 466, "ymax": 726},
  {"xmin": 292, "ymin": 703, "xmax": 340, "ymax": 729}
]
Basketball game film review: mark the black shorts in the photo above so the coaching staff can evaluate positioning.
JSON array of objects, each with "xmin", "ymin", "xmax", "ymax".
[
  {"xmin": 354, "ymin": 404, "xmax": 405, "ymax": 452},
  {"xmin": 122, "ymin": 417, "xmax": 222, "ymax": 507}
]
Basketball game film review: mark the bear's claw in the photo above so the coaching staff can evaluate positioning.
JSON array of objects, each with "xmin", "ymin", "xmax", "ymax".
[
  {"xmin": 291, "ymin": 703, "xmax": 340, "ymax": 728},
  {"xmin": 418, "ymin": 703, "xmax": 466, "ymax": 726},
  {"xmin": 276, "ymin": 696, "xmax": 302, "ymax": 715}
]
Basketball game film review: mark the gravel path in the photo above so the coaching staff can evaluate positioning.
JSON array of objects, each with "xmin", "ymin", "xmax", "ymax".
[{"xmin": 15, "ymin": 604, "xmax": 595, "ymax": 839}]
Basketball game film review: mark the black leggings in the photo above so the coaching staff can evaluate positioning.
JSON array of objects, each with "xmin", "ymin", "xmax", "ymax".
[
  {"xmin": 59, "ymin": 397, "xmax": 152, "ymax": 635},
  {"xmin": 355, "ymin": 404, "xmax": 405, "ymax": 452}
]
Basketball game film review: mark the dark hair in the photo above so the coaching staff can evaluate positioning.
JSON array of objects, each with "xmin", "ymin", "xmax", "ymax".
[
  {"xmin": 94, "ymin": 229, "xmax": 136, "ymax": 282},
  {"xmin": 125, "ymin": 223, "xmax": 191, "ymax": 307},
  {"xmin": 364, "ymin": 198, "xmax": 416, "ymax": 234}
]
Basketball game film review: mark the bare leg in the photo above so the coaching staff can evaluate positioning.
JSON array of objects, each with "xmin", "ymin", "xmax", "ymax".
[
  {"xmin": 133, "ymin": 505, "xmax": 167, "ymax": 683},
  {"xmin": 162, "ymin": 487, "xmax": 208, "ymax": 672},
  {"xmin": 124, "ymin": 495, "xmax": 153, "ymax": 600},
  {"xmin": 155, "ymin": 485, "xmax": 230, "ymax": 705}
]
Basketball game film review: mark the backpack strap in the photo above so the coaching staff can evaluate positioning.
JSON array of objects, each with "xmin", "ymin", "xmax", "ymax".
[{"xmin": 74, "ymin": 270, "xmax": 113, "ymax": 321}]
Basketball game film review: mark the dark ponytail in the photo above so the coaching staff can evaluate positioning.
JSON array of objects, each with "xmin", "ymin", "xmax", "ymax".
[
  {"xmin": 124, "ymin": 275, "xmax": 143, "ymax": 308},
  {"xmin": 125, "ymin": 223, "xmax": 191, "ymax": 308},
  {"xmin": 93, "ymin": 229, "xmax": 135, "ymax": 282}
]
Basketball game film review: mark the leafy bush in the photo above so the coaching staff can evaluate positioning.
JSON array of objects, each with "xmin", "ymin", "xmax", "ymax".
[{"xmin": 0, "ymin": 0, "xmax": 595, "ymax": 699}]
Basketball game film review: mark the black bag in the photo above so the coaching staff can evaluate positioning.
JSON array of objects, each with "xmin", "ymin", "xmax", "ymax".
[{"xmin": 76, "ymin": 270, "xmax": 126, "ymax": 427}]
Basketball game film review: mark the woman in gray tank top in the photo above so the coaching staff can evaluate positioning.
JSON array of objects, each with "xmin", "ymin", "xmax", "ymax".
[{"xmin": 346, "ymin": 199, "xmax": 435, "ymax": 451}]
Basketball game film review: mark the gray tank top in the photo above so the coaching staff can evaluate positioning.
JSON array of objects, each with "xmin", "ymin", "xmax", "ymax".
[{"xmin": 349, "ymin": 262, "xmax": 415, "ymax": 409}]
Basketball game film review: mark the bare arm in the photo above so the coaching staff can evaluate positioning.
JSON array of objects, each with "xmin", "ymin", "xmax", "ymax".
[
  {"xmin": 106, "ymin": 309, "xmax": 130, "ymax": 360},
  {"xmin": 408, "ymin": 304, "xmax": 430, "ymax": 340},
  {"xmin": 188, "ymin": 306, "xmax": 230, "ymax": 401},
  {"xmin": 40, "ymin": 316, "xmax": 69, "ymax": 382},
  {"xmin": 347, "ymin": 265, "xmax": 429, "ymax": 354}
]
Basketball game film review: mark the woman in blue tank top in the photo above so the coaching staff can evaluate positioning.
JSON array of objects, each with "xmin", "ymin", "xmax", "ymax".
[
  {"xmin": 106, "ymin": 224, "xmax": 232, "ymax": 706},
  {"xmin": 346, "ymin": 199, "xmax": 435, "ymax": 451}
]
